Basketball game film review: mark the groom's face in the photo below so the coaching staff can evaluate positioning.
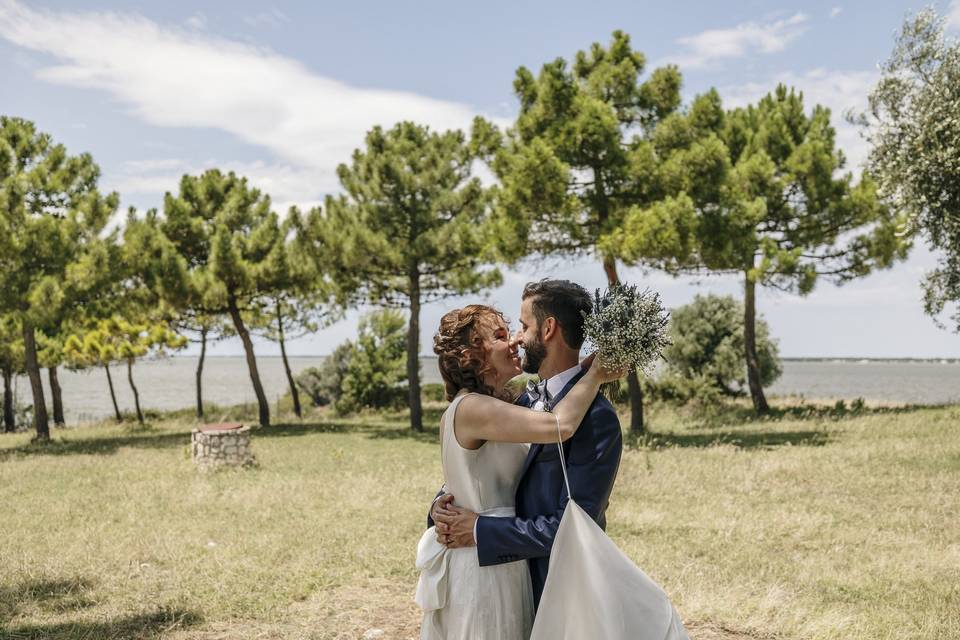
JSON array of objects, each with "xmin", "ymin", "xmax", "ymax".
[{"xmin": 517, "ymin": 297, "xmax": 547, "ymax": 375}]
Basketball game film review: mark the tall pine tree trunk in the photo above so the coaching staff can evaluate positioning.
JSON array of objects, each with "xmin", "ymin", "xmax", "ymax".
[
  {"xmin": 228, "ymin": 296, "xmax": 270, "ymax": 427},
  {"xmin": 277, "ymin": 302, "xmax": 301, "ymax": 418},
  {"xmin": 602, "ymin": 256, "xmax": 644, "ymax": 435},
  {"xmin": 127, "ymin": 358, "xmax": 144, "ymax": 425},
  {"xmin": 744, "ymin": 270, "xmax": 770, "ymax": 414},
  {"xmin": 48, "ymin": 366, "xmax": 65, "ymax": 427},
  {"xmin": 3, "ymin": 367, "xmax": 14, "ymax": 433},
  {"xmin": 104, "ymin": 363, "xmax": 122, "ymax": 422},
  {"xmin": 196, "ymin": 327, "xmax": 207, "ymax": 419},
  {"xmin": 22, "ymin": 320, "xmax": 49, "ymax": 441},
  {"xmin": 407, "ymin": 272, "xmax": 423, "ymax": 432}
]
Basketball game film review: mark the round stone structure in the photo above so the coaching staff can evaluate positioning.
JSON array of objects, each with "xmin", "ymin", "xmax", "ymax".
[{"xmin": 191, "ymin": 422, "xmax": 256, "ymax": 470}]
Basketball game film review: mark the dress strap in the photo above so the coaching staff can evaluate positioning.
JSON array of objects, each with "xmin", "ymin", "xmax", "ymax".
[{"xmin": 443, "ymin": 392, "xmax": 471, "ymax": 448}]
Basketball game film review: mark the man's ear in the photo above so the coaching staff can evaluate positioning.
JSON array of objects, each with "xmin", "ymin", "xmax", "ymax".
[{"xmin": 541, "ymin": 317, "xmax": 558, "ymax": 343}]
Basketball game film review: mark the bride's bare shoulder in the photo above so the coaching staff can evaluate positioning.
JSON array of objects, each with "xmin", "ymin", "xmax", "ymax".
[{"xmin": 456, "ymin": 392, "xmax": 520, "ymax": 423}]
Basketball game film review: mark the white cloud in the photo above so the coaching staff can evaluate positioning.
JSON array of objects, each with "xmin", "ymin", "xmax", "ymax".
[
  {"xmin": 104, "ymin": 158, "xmax": 328, "ymax": 213},
  {"xmin": 242, "ymin": 8, "xmax": 289, "ymax": 29},
  {"xmin": 0, "ymin": 0, "xmax": 497, "ymax": 199},
  {"xmin": 719, "ymin": 68, "xmax": 878, "ymax": 171},
  {"xmin": 184, "ymin": 12, "xmax": 206, "ymax": 30},
  {"xmin": 948, "ymin": 1, "xmax": 960, "ymax": 31},
  {"xmin": 830, "ymin": 7, "xmax": 843, "ymax": 18},
  {"xmin": 664, "ymin": 12, "xmax": 808, "ymax": 69}
]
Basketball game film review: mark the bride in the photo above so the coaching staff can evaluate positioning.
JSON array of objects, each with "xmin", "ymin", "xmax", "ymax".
[{"xmin": 416, "ymin": 303, "xmax": 625, "ymax": 639}]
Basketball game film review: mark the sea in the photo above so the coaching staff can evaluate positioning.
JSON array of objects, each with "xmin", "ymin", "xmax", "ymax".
[{"xmin": 7, "ymin": 356, "xmax": 960, "ymax": 424}]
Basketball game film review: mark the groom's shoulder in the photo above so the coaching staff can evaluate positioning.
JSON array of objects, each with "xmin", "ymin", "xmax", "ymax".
[
  {"xmin": 590, "ymin": 391, "xmax": 616, "ymax": 415},
  {"xmin": 586, "ymin": 392, "xmax": 620, "ymax": 431},
  {"xmin": 569, "ymin": 393, "xmax": 621, "ymax": 462}
]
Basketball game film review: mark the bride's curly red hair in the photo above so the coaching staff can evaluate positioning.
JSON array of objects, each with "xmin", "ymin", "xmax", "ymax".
[{"xmin": 433, "ymin": 304, "xmax": 506, "ymax": 401}]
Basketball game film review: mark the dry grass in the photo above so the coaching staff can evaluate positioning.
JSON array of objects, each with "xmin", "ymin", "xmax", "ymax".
[{"xmin": 1, "ymin": 399, "xmax": 958, "ymax": 639}]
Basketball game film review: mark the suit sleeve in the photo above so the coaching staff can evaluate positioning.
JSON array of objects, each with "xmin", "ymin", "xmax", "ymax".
[
  {"xmin": 426, "ymin": 485, "xmax": 446, "ymax": 529},
  {"xmin": 474, "ymin": 401, "xmax": 622, "ymax": 566}
]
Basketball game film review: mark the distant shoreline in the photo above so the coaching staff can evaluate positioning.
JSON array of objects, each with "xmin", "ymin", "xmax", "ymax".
[{"xmin": 778, "ymin": 357, "xmax": 960, "ymax": 363}]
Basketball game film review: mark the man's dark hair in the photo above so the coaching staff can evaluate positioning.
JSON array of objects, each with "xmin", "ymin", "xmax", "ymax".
[{"xmin": 522, "ymin": 279, "xmax": 593, "ymax": 349}]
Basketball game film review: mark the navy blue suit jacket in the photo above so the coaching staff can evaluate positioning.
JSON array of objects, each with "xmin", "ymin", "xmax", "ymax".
[{"xmin": 427, "ymin": 371, "xmax": 623, "ymax": 610}]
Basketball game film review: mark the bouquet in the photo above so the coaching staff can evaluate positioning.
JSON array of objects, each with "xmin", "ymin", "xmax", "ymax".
[{"xmin": 582, "ymin": 284, "xmax": 670, "ymax": 373}]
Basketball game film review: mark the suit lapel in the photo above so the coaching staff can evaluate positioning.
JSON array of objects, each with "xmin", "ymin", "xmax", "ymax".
[
  {"xmin": 516, "ymin": 368, "xmax": 587, "ymax": 482},
  {"xmin": 518, "ymin": 443, "xmax": 542, "ymax": 484},
  {"xmin": 515, "ymin": 391, "xmax": 533, "ymax": 408},
  {"xmin": 544, "ymin": 368, "xmax": 586, "ymax": 412}
]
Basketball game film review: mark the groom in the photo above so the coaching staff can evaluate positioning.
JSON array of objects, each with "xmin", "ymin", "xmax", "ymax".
[{"xmin": 429, "ymin": 278, "xmax": 623, "ymax": 609}]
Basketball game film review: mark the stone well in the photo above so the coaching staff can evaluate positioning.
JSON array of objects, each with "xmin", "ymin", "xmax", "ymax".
[{"xmin": 191, "ymin": 422, "xmax": 256, "ymax": 470}]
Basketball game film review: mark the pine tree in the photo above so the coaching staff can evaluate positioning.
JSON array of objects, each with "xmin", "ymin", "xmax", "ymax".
[
  {"xmin": 0, "ymin": 117, "xmax": 120, "ymax": 440},
  {"xmin": 64, "ymin": 317, "xmax": 186, "ymax": 424},
  {"xmin": 0, "ymin": 314, "xmax": 24, "ymax": 432},
  {"xmin": 131, "ymin": 170, "xmax": 291, "ymax": 427},
  {"xmin": 486, "ymin": 31, "xmax": 683, "ymax": 434},
  {"xmin": 295, "ymin": 122, "xmax": 501, "ymax": 431},
  {"xmin": 616, "ymin": 86, "xmax": 908, "ymax": 413}
]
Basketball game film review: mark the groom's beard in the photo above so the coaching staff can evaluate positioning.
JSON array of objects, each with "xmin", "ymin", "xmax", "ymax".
[{"xmin": 521, "ymin": 336, "xmax": 546, "ymax": 375}]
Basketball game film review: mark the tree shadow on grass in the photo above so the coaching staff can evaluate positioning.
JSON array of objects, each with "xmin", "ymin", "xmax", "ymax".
[
  {"xmin": 0, "ymin": 608, "xmax": 201, "ymax": 640},
  {"xmin": 640, "ymin": 428, "xmax": 832, "ymax": 450},
  {"xmin": 652, "ymin": 400, "xmax": 942, "ymax": 431},
  {"xmin": 0, "ymin": 577, "xmax": 97, "ymax": 620},
  {"xmin": 0, "ymin": 413, "xmax": 442, "ymax": 459},
  {"xmin": 0, "ymin": 430, "xmax": 188, "ymax": 461},
  {"xmin": 258, "ymin": 421, "xmax": 440, "ymax": 444}
]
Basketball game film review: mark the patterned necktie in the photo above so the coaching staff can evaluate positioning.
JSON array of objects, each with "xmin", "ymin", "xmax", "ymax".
[{"xmin": 525, "ymin": 379, "xmax": 550, "ymax": 406}]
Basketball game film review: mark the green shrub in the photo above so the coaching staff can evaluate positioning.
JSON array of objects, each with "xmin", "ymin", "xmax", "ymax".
[
  {"xmin": 653, "ymin": 294, "xmax": 781, "ymax": 404},
  {"xmin": 335, "ymin": 310, "xmax": 409, "ymax": 414},
  {"xmin": 421, "ymin": 383, "xmax": 446, "ymax": 403},
  {"xmin": 296, "ymin": 342, "xmax": 352, "ymax": 407}
]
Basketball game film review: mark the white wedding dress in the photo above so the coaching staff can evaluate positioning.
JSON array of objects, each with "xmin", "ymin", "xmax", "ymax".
[
  {"xmin": 416, "ymin": 391, "xmax": 535, "ymax": 639},
  {"xmin": 416, "ymin": 391, "xmax": 689, "ymax": 640}
]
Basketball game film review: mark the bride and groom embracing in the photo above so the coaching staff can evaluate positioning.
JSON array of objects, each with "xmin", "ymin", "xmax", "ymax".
[{"xmin": 416, "ymin": 279, "xmax": 689, "ymax": 639}]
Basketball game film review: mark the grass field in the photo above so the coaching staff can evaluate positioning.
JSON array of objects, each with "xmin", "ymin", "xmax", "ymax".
[{"xmin": 1, "ymin": 399, "xmax": 958, "ymax": 639}]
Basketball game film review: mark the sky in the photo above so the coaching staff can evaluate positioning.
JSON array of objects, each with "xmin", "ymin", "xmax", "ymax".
[{"xmin": 2, "ymin": 0, "xmax": 960, "ymax": 358}]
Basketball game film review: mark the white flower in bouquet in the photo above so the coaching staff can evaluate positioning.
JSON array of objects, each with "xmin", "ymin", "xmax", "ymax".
[{"xmin": 582, "ymin": 284, "xmax": 670, "ymax": 373}]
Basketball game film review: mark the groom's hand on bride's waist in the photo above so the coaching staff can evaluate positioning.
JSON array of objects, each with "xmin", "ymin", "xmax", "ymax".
[
  {"xmin": 434, "ymin": 500, "xmax": 478, "ymax": 549},
  {"xmin": 431, "ymin": 493, "xmax": 456, "ymax": 522}
]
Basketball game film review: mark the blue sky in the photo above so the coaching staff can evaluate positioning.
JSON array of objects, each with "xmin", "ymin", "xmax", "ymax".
[{"xmin": 3, "ymin": 0, "xmax": 960, "ymax": 357}]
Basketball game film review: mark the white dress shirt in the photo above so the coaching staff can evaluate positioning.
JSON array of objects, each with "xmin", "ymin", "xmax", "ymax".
[{"xmin": 530, "ymin": 363, "xmax": 583, "ymax": 412}]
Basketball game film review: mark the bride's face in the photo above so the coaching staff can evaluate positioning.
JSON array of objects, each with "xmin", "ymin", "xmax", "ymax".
[{"xmin": 481, "ymin": 317, "xmax": 522, "ymax": 388}]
